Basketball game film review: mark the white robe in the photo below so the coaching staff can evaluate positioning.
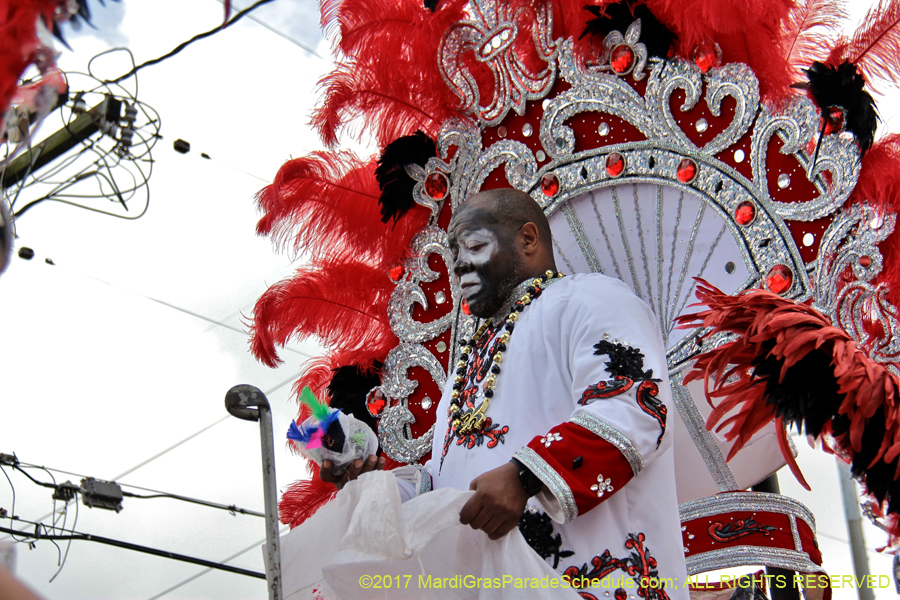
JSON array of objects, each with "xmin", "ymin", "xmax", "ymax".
[
  {"xmin": 428, "ymin": 273, "xmax": 688, "ymax": 600},
  {"xmin": 279, "ymin": 273, "xmax": 688, "ymax": 600}
]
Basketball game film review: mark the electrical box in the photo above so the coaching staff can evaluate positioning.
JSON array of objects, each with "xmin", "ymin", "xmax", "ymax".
[{"xmin": 80, "ymin": 478, "xmax": 123, "ymax": 512}]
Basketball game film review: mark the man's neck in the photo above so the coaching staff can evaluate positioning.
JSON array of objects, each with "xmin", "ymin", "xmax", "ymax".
[{"xmin": 490, "ymin": 278, "xmax": 535, "ymax": 321}]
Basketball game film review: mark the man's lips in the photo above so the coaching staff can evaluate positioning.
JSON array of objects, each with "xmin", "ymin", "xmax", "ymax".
[{"xmin": 459, "ymin": 279, "xmax": 481, "ymax": 298}]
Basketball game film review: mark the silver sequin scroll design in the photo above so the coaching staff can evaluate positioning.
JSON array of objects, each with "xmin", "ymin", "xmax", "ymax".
[
  {"xmin": 379, "ymin": 344, "xmax": 443, "ymax": 463},
  {"xmin": 380, "ymin": 226, "xmax": 460, "ymax": 463},
  {"xmin": 439, "ymin": 0, "xmax": 558, "ymax": 126},
  {"xmin": 813, "ymin": 205, "xmax": 900, "ymax": 374}
]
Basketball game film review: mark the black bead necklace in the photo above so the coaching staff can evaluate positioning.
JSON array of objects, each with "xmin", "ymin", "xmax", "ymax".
[{"xmin": 449, "ymin": 270, "xmax": 564, "ymax": 435}]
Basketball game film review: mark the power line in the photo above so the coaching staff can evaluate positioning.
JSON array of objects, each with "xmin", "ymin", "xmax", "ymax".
[
  {"xmin": 108, "ymin": 0, "xmax": 278, "ymax": 84},
  {"xmin": 0, "ymin": 373, "xmax": 297, "ymax": 542},
  {"xmin": 52, "ymin": 262, "xmax": 316, "ymax": 359},
  {"xmin": 8, "ymin": 459, "xmax": 265, "ymax": 518},
  {"xmin": 212, "ymin": 0, "xmax": 324, "ymax": 59},
  {"xmin": 0, "ymin": 517, "xmax": 266, "ymax": 579},
  {"xmin": 146, "ymin": 527, "xmax": 288, "ymax": 600}
]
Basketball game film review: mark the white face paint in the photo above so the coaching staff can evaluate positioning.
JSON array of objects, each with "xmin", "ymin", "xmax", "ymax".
[
  {"xmin": 453, "ymin": 228, "xmax": 500, "ymax": 300},
  {"xmin": 449, "ymin": 213, "xmax": 522, "ymax": 317}
]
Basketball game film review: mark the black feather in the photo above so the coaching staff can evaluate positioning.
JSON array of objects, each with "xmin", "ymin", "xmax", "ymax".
[
  {"xmin": 326, "ymin": 363, "xmax": 382, "ymax": 435},
  {"xmin": 374, "ymin": 131, "xmax": 437, "ymax": 224},
  {"xmin": 752, "ymin": 342, "xmax": 900, "ymax": 517},
  {"xmin": 752, "ymin": 344, "xmax": 843, "ymax": 439},
  {"xmin": 579, "ymin": 2, "xmax": 676, "ymax": 60},
  {"xmin": 831, "ymin": 410, "xmax": 900, "ymax": 515},
  {"xmin": 804, "ymin": 61, "xmax": 879, "ymax": 155}
]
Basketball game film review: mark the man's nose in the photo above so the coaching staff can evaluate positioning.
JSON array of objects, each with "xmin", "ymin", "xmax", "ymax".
[{"xmin": 453, "ymin": 252, "xmax": 472, "ymax": 277}]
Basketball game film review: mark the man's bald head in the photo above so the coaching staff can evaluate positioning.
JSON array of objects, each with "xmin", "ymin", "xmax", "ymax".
[
  {"xmin": 448, "ymin": 188, "xmax": 557, "ymax": 317},
  {"xmin": 451, "ymin": 188, "xmax": 554, "ymax": 255}
]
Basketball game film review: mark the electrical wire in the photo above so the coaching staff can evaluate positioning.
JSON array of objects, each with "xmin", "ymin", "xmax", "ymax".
[
  {"xmin": 51, "ymin": 498, "xmax": 77, "ymax": 582},
  {"xmin": 2, "ymin": 48, "xmax": 159, "ymax": 222},
  {"xmin": 9, "ymin": 461, "xmax": 264, "ymax": 518},
  {"xmin": 0, "ymin": 465, "xmax": 28, "ymax": 544},
  {"xmin": 107, "ymin": 0, "xmax": 278, "ymax": 85},
  {"xmin": 145, "ymin": 527, "xmax": 288, "ymax": 600},
  {"xmin": 0, "ymin": 517, "xmax": 266, "ymax": 579},
  {"xmin": 211, "ymin": 0, "xmax": 324, "ymax": 59}
]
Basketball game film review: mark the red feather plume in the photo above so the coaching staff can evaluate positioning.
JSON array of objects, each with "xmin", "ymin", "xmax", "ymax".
[
  {"xmin": 677, "ymin": 280, "xmax": 900, "ymax": 546},
  {"xmin": 255, "ymin": 150, "xmax": 430, "ymax": 267},
  {"xmin": 279, "ymin": 463, "xmax": 338, "ymax": 529},
  {"xmin": 256, "ymin": 150, "xmax": 376, "ymax": 257},
  {"xmin": 313, "ymin": 0, "xmax": 467, "ymax": 148},
  {"xmin": 249, "ymin": 259, "xmax": 398, "ymax": 368},
  {"xmin": 848, "ymin": 134, "xmax": 900, "ymax": 311},
  {"xmin": 0, "ymin": 0, "xmax": 58, "ymax": 118},
  {"xmin": 645, "ymin": 0, "xmax": 796, "ymax": 101},
  {"xmin": 782, "ymin": 0, "xmax": 848, "ymax": 79},
  {"xmin": 828, "ymin": 0, "xmax": 900, "ymax": 95}
]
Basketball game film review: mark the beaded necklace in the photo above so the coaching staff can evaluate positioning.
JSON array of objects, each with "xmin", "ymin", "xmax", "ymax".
[{"xmin": 449, "ymin": 270, "xmax": 564, "ymax": 435}]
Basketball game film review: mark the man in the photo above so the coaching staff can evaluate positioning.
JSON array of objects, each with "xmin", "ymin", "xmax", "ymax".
[{"xmin": 323, "ymin": 188, "xmax": 687, "ymax": 599}]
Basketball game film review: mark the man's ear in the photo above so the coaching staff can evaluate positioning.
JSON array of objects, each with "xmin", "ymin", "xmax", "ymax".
[{"xmin": 520, "ymin": 222, "xmax": 540, "ymax": 256}]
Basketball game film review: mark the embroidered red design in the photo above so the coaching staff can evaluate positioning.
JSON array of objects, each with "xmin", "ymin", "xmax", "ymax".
[{"xmin": 707, "ymin": 517, "xmax": 776, "ymax": 543}]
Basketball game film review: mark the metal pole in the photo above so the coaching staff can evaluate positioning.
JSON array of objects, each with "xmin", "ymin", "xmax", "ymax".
[
  {"xmin": 837, "ymin": 459, "xmax": 874, "ymax": 600},
  {"xmin": 225, "ymin": 384, "xmax": 282, "ymax": 600},
  {"xmin": 751, "ymin": 474, "xmax": 799, "ymax": 600}
]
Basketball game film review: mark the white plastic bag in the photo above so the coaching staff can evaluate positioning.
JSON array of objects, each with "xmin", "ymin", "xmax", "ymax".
[{"xmin": 279, "ymin": 470, "xmax": 583, "ymax": 600}]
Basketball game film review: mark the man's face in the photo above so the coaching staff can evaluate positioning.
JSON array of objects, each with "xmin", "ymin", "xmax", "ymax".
[{"xmin": 448, "ymin": 205, "xmax": 523, "ymax": 318}]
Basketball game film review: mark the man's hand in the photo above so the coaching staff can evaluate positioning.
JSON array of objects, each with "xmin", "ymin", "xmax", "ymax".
[
  {"xmin": 319, "ymin": 455, "xmax": 385, "ymax": 490},
  {"xmin": 459, "ymin": 462, "xmax": 529, "ymax": 540}
]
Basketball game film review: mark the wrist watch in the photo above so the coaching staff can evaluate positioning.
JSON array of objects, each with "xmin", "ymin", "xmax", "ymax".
[{"xmin": 510, "ymin": 457, "xmax": 543, "ymax": 497}]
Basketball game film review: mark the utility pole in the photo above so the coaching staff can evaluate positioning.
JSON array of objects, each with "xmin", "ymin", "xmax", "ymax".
[
  {"xmin": 837, "ymin": 460, "xmax": 874, "ymax": 600},
  {"xmin": 1, "ymin": 96, "xmax": 121, "ymax": 190}
]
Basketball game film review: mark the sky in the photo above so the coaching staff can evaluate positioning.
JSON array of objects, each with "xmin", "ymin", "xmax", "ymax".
[{"xmin": 0, "ymin": 1, "xmax": 899, "ymax": 599}]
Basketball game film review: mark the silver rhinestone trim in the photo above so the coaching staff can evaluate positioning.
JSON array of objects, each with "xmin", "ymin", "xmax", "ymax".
[
  {"xmin": 679, "ymin": 491, "xmax": 816, "ymax": 530},
  {"xmin": 561, "ymin": 203, "xmax": 603, "ymax": 273},
  {"xmin": 438, "ymin": 0, "xmax": 558, "ymax": 126},
  {"xmin": 789, "ymin": 514, "xmax": 801, "ymax": 552},
  {"xmin": 669, "ymin": 372, "xmax": 737, "ymax": 491},
  {"xmin": 685, "ymin": 547, "xmax": 821, "ymax": 576},
  {"xmin": 570, "ymin": 410, "xmax": 644, "ymax": 476},
  {"xmin": 514, "ymin": 446, "xmax": 578, "ymax": 523},
  {"xmin": 416, "ymin": 464, "xmax": 433, "ymax": 496}
]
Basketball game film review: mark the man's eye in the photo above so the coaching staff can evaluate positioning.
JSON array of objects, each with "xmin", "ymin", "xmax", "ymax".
[{"xmin": 468, "ymin": 243, "xmax": 485, "ymax": 251}]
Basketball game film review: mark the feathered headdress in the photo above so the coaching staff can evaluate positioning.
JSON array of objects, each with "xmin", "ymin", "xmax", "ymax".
[{"xmin": 250, "ymin": 0, "xmax": 900, "ymax": 548}]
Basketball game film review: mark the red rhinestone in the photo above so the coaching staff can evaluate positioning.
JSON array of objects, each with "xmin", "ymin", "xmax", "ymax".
[
  {"xmin": 734, "ymin": 201, "xmax": 756, "ymax": 226},
  {"xmin": 366, "ymin": 388, "xmax": 387, "ymax": 417},
  {"xmin": 823, "ymin": 106, "xmax": 846, "ymax": 135},
  {"xmin": 859, "ymin": 255, "xmax": 872, "ymax": 268},
  {"xmin": 425, "ymin": 172, "xmax": 448, "ymax": 200},
  {"xmin": 693, "ymin": 42, "xmax": 720, "ymax": 73},
  {"xmin": 461, "ymin": 298, "xmax": 470, "ymax": 315},
  {"xmin": 388, "ymin": 264, "xmax": 404, "ymax": 281},
  {"xmin": 610, "ymin": 45, "xmax": 635, "ymax": 74},
  {"xmin": 766, "ymin": 265, "xmax": 793, "ymax": 294},
  {"xmin": 677, "ymin": 158, "xmax": 697, "ymax": 183},
  {"xmin": 606, "ymin": 153, "xmax": 625, "ymax": 177},
  {"xmin": 541, "ymin": 173, "xmax": 560, "ymax": 197}
]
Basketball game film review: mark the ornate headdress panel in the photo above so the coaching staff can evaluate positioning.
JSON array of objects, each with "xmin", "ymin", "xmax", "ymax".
[{"xmin": 252, "ymin": 0, "xmax": 900, "ymax": 549}]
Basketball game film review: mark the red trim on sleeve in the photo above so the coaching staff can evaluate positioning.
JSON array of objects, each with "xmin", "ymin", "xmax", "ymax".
[{"xmin": 526, "ymin": 421, "xmax": 634, "ymax": 515}]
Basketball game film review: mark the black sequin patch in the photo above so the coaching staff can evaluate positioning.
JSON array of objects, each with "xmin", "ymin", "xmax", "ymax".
[{"xmin": 518, "ymin": 510, "xmax": 574, "ymax": 569}]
